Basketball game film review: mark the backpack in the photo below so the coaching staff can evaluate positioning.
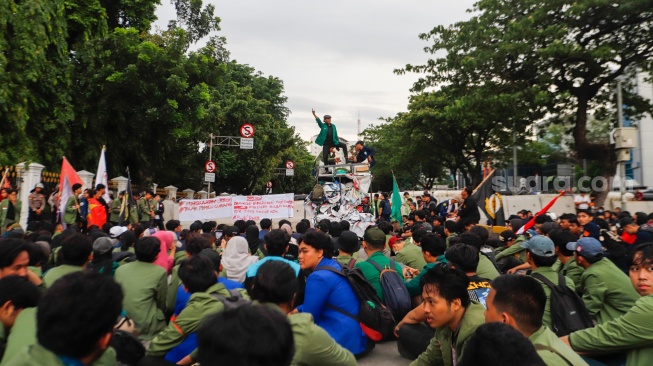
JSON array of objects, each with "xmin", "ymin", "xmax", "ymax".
[
  {"xmin": 110, "ymin": 330, "xmax": 145, "ymax": 366},
  {"xmin": 531, "ymin": 273, "xmax": 593, "ymax": 336},
  {"xmin": 210, "ymin": 289, "xmax": 252, "ymax": 310},
  {"xmin": 311, "ymin": 183, "xmax": 324, "ymax": 204},
  {"xmin": 316, "ymin": 265, "xmax": 396, "ymax": 342},
  {"xmin": 367, "ymin": 259, "xmax": 412, "ymax": 322}
]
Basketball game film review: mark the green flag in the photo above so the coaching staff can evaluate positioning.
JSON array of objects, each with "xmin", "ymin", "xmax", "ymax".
[{"xmin": 391, "ymin": 174, "xmax": 403, "ymax": 227}]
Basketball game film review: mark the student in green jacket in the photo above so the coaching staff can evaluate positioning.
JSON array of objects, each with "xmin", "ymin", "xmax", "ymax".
[
  {"xmin": 312, "ymin": 109, "xmax": 347, "ymax": 167},
  {"xmin": 63, "ymin": 184, "xmax": 82, "ymax": 227},
  {"xmin": 485, "ymin": 274, "xmax": 588, "ymax": 366},
  {"xmin": 0, "ymin": 276, "xmax": 40, "ymax": 364},
  {"xmin": 459, "ymin": 232, "xmax": 500, "ymax": 280},
  {"xmin": 145, "ymin": 255, "xmax": 250, "ymax": 363},
  {"xmin": 568, "ymin": 237, "xmax": 639, "ymax": 324},
  {"xmin": 354, "ymin": 228, "xmax": 405, "ymax": 303},
  {"xmin": 4, "ymin": 272, "xmax": 121, "ymax": 366},
  {"xmin": 334, "ymin": 231, "xmax": 361, "ymax": 269},
  {"xmin": 410, "ymin": 263, "xmax": 486, "ymax": 366},
  {"xmin": 549, "ymin": 229, "xmax": 584, "ymax": 289},
  {"xmin": 42, "ymin": 234, "xmax": 92, "ymax": 288},
  {"xmin": 109, "ymin": 190, "xmax": 123, "ymax": 224},
  {"xmin": 137, "ymin": 191, "xmax": 155, "ymax": 227},
  {"xmin": 523, "ymin": 235, "xmax": 575, "ymax": 329},
  {"xmin": 0, "ymin": 190, "xmax": 21, "ymax": 235},
  {"xmin": 252, "ymin": 260, "xmax": 357, "ymax": 366},
  {"xmin": 563, "ymin": 243, "xmax": 653, "ymax": 366},
  {"xmin": 115, "ymin": 236, "xmax": 167, "ymax": 341},
  {"xmin": 405, "ymin": 233, "xmax": 447, "ymax": 297},
  {"xmin": 392, "ymin": 235, "xmax": 427, "ymax": 271}
]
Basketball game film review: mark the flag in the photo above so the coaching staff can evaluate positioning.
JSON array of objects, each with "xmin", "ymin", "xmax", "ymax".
[
  {"xmin": 58, "ymin": 157, "xmax": 83, "ymax": 228},
  {"xmin": 96, "ymin": 145, "xmax": 110, "ymax": 203},
  {"xmin": 471, "ymin": 169, "xmax": 505, "ymax": 226},
  {"xmin": 1, "ymin": 170, "xmax": 10, "ymax": 189},
  {"xmin": 516, "ymin": 191, "xmax": 565, "ymax": 234},
  {"xmin": 119, "ymin": 167, "xmax": 136, "ymax": 225},
  {"xmin": 391, "ymin": 173, "xmax": 403, "ymax": 227}
]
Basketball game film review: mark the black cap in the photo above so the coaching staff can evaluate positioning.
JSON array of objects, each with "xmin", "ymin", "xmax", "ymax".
[
  {"xmin": 324, "ymin": 114, "xmax": 331, "ymax": 119},
  {"xmin": 225, "ymin": 226, "xmax": 240, "ymax": 236},
  {"xmin": 335, "ymin": 231, "xmax": 360, "ymax": 254}
]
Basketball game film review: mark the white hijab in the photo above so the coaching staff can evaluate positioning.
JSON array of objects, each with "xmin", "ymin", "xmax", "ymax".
[{"xmin": 222, "ymin": 236, "xmax": 258, "ymax": 283}]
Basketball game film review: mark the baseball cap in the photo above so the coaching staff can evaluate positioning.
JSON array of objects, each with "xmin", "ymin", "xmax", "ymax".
[
  {"xmin": 421, "ymin": 223, "xmax": 433, "ymax": 233},
  {"xmin": 323, "ymin": 114, "xmax": 331, "ymax": 119},
  {"xmin": 364, "ymin": 227, "xmax": 386, "ymax": 246},
  {"xmin": 35, "ymin": 183, "xmax": 44, "ymax": 189},
  {"xmin": 93, "ymin": 237, "xmax": 114, "ymax": 255},
  {"xmin": 521, "ymin": 235, "xmax": 555, "ymax": 257},
  {"xmin": 335, "ymin": 231, "xmax": 361, "ymax": 253},
  {"xmin": 224, "ymin": 226, "xmax": 240, "ymax": 236},
  {"xmin": 388, "ymin": 235, "xmax": 405, "ymax": 248},
  {"xmin": 567, "ymin": 237, "xmax": 603, "ymax": 258},
  {"xmin": 582, "ymin": 222, "xmax": 600, "ymax": 239},
  {"xmin": 110, "ymin": 226, "xmax": 128, "ymax": 239}
]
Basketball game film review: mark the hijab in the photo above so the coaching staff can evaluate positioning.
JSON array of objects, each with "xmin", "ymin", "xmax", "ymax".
[
  {"xmin": 245, "ymin": 225, "xmax": 262, "ymax": 255},
  {"xmin": 152, "ymin": 231, "xmax": 174, "ymax": 273},
  {"xmin": 222, "ymin": 236, "xmax": 258, "ymax": 283}
]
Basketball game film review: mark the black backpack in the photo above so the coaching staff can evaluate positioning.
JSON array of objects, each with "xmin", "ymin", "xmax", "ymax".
[
  {"xmin": 367, "ymin": 259, "xmax": 412, "ymax": 321},
  {"xmin": 316, "ymin": 265, "xmax": 396, "ymax": 342},
  {"xmin": 531, "ymin": 273, "xmax": 593, "ymax": 336}
]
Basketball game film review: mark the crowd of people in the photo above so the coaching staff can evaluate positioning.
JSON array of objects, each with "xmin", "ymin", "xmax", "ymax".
[{"xmin": 1, "ymin": 183, "xmax": 653, "ymax": 366}]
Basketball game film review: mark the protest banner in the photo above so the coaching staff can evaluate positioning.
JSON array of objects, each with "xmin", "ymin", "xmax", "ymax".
[
  {"xmin": 179, "ymin": 196, "xmax": 233, "ymax": 221},
  {"xmin": 232, "ymin": 194, "xmax": 294, "ymax": 221}
]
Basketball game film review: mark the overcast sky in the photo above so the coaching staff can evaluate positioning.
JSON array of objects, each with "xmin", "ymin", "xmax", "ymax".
[{"xmin": 155, "ymin": 0, "xmax": 476, "ymax": 143}]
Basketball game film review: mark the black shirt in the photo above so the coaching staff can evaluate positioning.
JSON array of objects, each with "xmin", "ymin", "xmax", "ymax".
[
  {"xmin": 6, "ymin": 201, "xmax": 15, "ymax": 220},
  {"xmin": 325, "ymin": 124, "xmax": 334, "ymax": 146}
]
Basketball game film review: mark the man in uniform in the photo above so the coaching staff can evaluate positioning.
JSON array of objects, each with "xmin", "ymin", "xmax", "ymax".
[
  {"xmin": 312, "ymin": 109, "xmax": 347, "ymax": 167},
  {"xmin": 138, "ymin": 191, "xmax": 156, "ymax": 228}
]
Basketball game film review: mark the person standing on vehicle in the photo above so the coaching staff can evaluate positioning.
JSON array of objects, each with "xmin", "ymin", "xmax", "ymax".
[{"xmin": 312, "ymin": 109, "xmax": 348, "ymax": 167}]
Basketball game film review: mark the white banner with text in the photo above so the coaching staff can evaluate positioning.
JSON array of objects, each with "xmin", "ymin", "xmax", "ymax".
[{"xmin": 178, "ymin": 194, "xmax": 294, "ymax": 222}]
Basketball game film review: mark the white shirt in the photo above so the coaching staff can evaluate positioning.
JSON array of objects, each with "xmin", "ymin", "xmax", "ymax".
[{"xmin": 574, "ymin": 194, "xmax": 591, "ymax": 209}]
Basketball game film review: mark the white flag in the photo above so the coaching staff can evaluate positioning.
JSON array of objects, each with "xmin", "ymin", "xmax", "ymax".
[{"xmin": 96, "ymin": 146, "xmax": 111, "ymax": 202}]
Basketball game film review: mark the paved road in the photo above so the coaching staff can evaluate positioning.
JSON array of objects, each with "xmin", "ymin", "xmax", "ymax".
[{"xmin": 358, "ymin": 341, "xmax": 412, "ymax": 366}]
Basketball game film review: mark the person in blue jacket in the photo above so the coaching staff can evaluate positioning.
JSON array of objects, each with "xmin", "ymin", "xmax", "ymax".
[
  {"xmin": 312, "ymin": 109, "xmax": 348, "ymax": 167},
  {"xmin": 295, "ymin": 229, "xmax": 369, "ymax": 357}
]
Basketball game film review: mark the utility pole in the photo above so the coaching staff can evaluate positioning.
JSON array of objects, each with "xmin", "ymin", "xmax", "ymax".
[
  {"xmin": 617, "ymin": 81, "xmax": 626, "ymax": 211},
  {"xmin": 208, "ymin": 133, "xmax": 213, "ymax": 195},
  {"xmin": 513, "ymin": 129, "xmax": 517, "ymax": 193}
]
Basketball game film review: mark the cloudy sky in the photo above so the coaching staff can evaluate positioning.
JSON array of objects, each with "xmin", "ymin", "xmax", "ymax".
[{"xmin": 155, "ymin": 1, "xmax": 476, "ymax": 143}]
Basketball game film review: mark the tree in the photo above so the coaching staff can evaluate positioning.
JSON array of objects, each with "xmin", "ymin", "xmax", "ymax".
[{"xmin": 400, "ymin": 0, "xmax": 653, "ymax": 177}]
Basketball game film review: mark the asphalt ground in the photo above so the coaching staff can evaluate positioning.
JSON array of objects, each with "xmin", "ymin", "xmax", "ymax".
[{"xmin": 357, "ymin": 340, "xmax": 412, "ymax": 366}]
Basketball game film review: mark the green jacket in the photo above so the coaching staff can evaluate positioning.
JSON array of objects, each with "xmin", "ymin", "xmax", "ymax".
[
  {"xmin": 137, "ymin": 197, "xmax": 154, "ymax": 222},
  {"xmin": 167, "ymin": 264, "xmax": 182, "ymax": 313},
  {"xmin": 109, "ymin": 197, "xmax": 122, "ymax": 223},
  {"xmin": 554, "ymin": 258, "xmax": 584, "ymax": 290},
  {"xmin": 1, "ymin": 308, "xmax": 116, "ymax": 366},
  {"xmin": 4, "ymin": 343, "xmax": 117, "ymax": 366},
  {"xmin": 530, "ymin": 267, "xmax": 575, "ymax": 329},
  {"xmin": 115, "ymin": 261, "xmax": 167, "ymax": 340},
  {"xmin": 63, "ymin": 196, "xmax": 79, "ymax": 225},
  {"xmin": 147, "ymin": 283, "xmax": 246, "ymax": 357},
  {"xmin": 410, "ymin": 301, "xmax": 486, "ymax": 366},
  {"xmin": 406, "ymin": 260, "xmax": 440, "ymax": 297},
  {"xmin": 313, "ymin": 117, "xmax": 339, "ymax": 147},
  {"xmin": 445, "ymin": 233, "xmax": 458, "ymax": 248},
  {"xmin": 476, "ymin": 254, "xmax": 499, "ymax": 280},
  {"xmin": 0, "ymin": 199, "xmax": 21, "ymax": 231},
  {"xmin": 355, "ymin": 252, "xmax": 405, "ymax": 303},
  {"xmin": 528, "ymin": 326, "xmax": 588, "ymax": 366},
  {"xmin": 335, "ymin": 255, "xmax": 359, "ymax": 269},
  {"xmin": 42, "ymin": 265, "xmax": 82, "ymax": 288},
  {"xmin": 570, "ymin": 294, "xmax": 653, "ymax": 366},
  {"xmin": 495, "ymin": 235, "xmax": 527, "ymax": 262},
  {"xmin": 580, "ymin": 258, "xmax": 640, "ymax": 325},
  {"xmin": 396, "ymin": 243, "xmax": 427, "ymax": 270},
  {"xmin": 257, "ymin": 303, "xmax": 356, "ymax": 366}
]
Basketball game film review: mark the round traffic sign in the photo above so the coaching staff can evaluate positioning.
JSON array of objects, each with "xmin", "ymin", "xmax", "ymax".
[
  {"xmin": 240, "ymin": 124, "xmax": 255, "ymax": 138},
  {"xmin": 205, "ymin": 161, "xmax": 217, "ymax": 173},
  {"xmin": 285, "ymin": 161, "xmax": 295, "ymax": 169}
]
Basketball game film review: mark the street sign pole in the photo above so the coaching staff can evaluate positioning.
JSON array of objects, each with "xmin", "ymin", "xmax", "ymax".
[{"xmin": 208, "ymin": 133, "xmax": 213, "ymax": 195}]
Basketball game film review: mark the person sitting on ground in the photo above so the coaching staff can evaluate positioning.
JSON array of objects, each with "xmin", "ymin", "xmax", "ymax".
[
  {"xmin": 251, "ymin": 261, "xmax": 356, "ymax": 366},
  {"xmin": 562, "ymin": 242, "xmax": 653, "ymax": 365},
  {"xmin": 334, "ymin": 231, "xmax": 361, "ymax": 269},
  {"xmin": 0, "ymin": 276, "xmax": 40, "ymax": 363},
  {"xmin": 484, "ymin": 274, "xmax": 588, "ymax": 365},
  {"xmin": 167, "ymin": 236, "xmax": 212, "ymax": 313},
  {"xmin": 567, "ymin": 237, "xmax": 639, "ymax": 325},
  {"xmin": 393, "ymin": 233, "xmax": 428, "ymax": 271},
  {"xmin": 405, "ymin": 233, "xmax": 447, "ymax": 297},
  {"xmin": 548, "ymin": 229, "xmax": 584, "ymax": 289},
  {"xmin": 459, "ymin": 322, "xmax": 547, "ymax": 366},
  {"xmin": 355, "ymin": 227, "xmax": 405, "ymax": 303},
  {"xmin": 85, "ymin": 237, "xmax": 118, "ymax": 277},
  {"xmin": 410, "ymin": 263, "xmax": 486, "ymax": 366},
  {"xmin": 196, "ymin": 304, "xmax": 294, "ymax": 366},
  {"xmin": 0, "ymin": 240, "xmax": 43, "ymax": 288},
  {"xmin": 43, "ymin": 234, "xmax": 93, "ymax": 288},
  {"xmin": 458, "ymin": 232, "xmax": 499, "ymax": 280},
  {"xmin": 5, "ymin": 272, "xmax": 122, "ymax": 366},
  {"xmin": 245, "ymin": 229, "xmax": 301, "ymax": 290},
  {"xmin": 221, "ymin": 236, "xmax": 258, "ymax": 283},
  {"xmin": 145, "ymin": 255, "xmax": 250, "ymax": 364},
  {"xmin": 522, "ymin": 236, "xmax": 575, "ymax": 329},
  {"xmin": 296, "ymin": 229, "xmax": 368, "ymax": 357},
  {"xmin": 115, "ymin": 236, "xmax": 168, "ymax": 341}
]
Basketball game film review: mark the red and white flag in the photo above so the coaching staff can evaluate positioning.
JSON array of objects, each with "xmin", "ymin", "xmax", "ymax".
[
  {"xmin": 58, "ymin": 157, "xmax": 84, "ymax": 227},
  {"xmin": 516, "ymin": 191, "xmax": 566, "ymax": 235},
  {"xmin": 96, "ymin": 146, "xmax": 110, "ymax": 203}
]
